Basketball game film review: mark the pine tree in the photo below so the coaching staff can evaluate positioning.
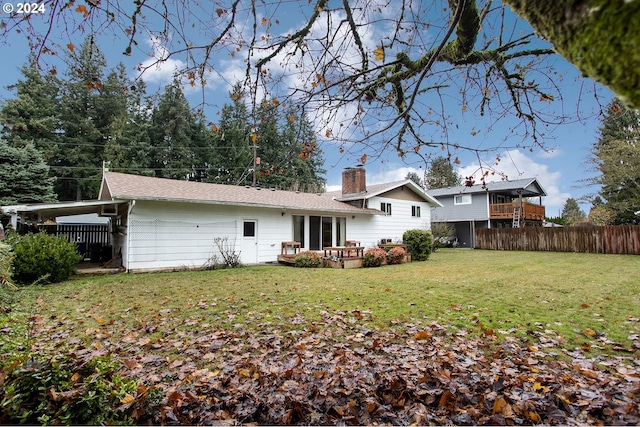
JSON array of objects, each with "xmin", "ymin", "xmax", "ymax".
[
  {"xmin": 212, "ymin": 84, "xmax": 254, "ymax": 185},
  {"xmin": 561, "ymin": 198, "xmax": 586, "ymax": 226},
  {"xmin": 405, "ymin": 172, "xmax": 424, "ymax": 188},
  {"xmin": 0, "ymin": 139, "xmax": 57, "ymax": 205},
  {"xmin": 424, "ymin": 156, "xmax": 462, "ymax": 189},
  {"xmin": 0, "ymin": 60, "xmax": 60, "ymax": 158},
  {"xmin": 148, "ymin": 78, "xmax": 200, "ymax": 180},
  {"xmin": 104, "ymin": 80, "xmax": 154, "ymax": 175},
  {"xmin": 591, "ymin": 98, "xmax": 640, "ymax": 224},
  {"xmin": 55, "ymin": 37, "xmax": 112, "ymax": 200},
  {"xmin": 253, "ymin": 101, "xmax": 325, "ymax": 191}
]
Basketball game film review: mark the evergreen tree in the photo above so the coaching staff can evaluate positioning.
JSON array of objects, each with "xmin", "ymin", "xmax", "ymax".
[
  {"xmin": 0, "ymin": 60, "xmax": 60, "ymax": 158},
  {"xmin": 424, "ymin": 156, "xmax": 462, "ymax": 189},
  {"xmin": 561, "ymin": 198, "xmax": 586, "ymax": 226},
  {"xmin": 255, "ymin": 102, "xmax": 325, "ymax": 191},
  {"xmin": 0, "ymin": 139, "xmax": 57, "ymax": 205},
  {"xmin": 591, "ymin": 98, "xmax": 640, "ymax": 224},
  {"xmin": 55, "ymin": 37, "xmax": 112, "ymax": 200},
  {"xmin": 104, "ymin": 80, "xmax": 154, "ymax": 175},
  {"xmin": 189, "ymin": 118, "xmax": 219, "ymax": 182},
  {"xmin": 405, "ymin": 172, "xmax": 424, "ymax": 188},
  {"xmin": 148, "ymin": 78, "xmax": 199, "ymax": 180},
  {"xmin": 212, "ymin": 85, "xmax": 254, "ymax": 185}
]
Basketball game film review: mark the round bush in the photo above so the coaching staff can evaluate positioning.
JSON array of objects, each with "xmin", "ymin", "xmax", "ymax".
[
  {"xmin": 363, "ymin": 247, "xmax": 387, "ymax": 267},
  {"xmin": 294, "ymin": 251, "xmax": 322, "ymax": 268},
  {"xmin": 402, "ymin": 229, "xmax": 433, "ymax": 261},
  {"xmin": 387, "ymin": 246, "xmax": 406, "ymax": 264},
  {"xmin": 11, "ymin": 232, "xmax": 82, "ymax": 284}
]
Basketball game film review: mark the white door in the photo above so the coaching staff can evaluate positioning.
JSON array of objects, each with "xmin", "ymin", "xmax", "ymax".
[{"xmin": 240, "ymin": 219, "xmax": 258, "ymax": 264}]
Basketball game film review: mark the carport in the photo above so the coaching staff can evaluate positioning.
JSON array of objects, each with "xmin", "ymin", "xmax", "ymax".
[{"xmin": 1, "ymin": 199, "xmax": 126, "ymax": 264}]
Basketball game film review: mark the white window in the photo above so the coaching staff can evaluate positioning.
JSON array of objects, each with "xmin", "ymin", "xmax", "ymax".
[
  {"xmin": 412, "ymin": 206, "xmax": 421, "ymax": 217},
  {"xmin": 381, "ymin": 202, "xmax": 392, "ymax": 215},
  {"xmin": 454, "ymin": 194, "xmax": 472, "ymax": 205}
]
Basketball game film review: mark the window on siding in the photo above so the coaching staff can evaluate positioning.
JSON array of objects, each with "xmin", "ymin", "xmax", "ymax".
[
  {"xmin": 411, "ymin": 206, "xmax": 421, "ymax": 217},
  {"xmin": 336, "ymin": 217, "xmax": 346, "ymax": 246},
  {"xmin": 322, "ymin": 216, "xmax": 332, "ymax": 248},
  {"xmin": 454, "ymin": 194, "xmax": 472, "ymax": 205},
  {"xmin": 292, "ymin": 215, "xmax": 305, "ymax": 248},
  {"xmin": 243, "ymin": 221, "xmax": 256, "ymax": 237},
  {"xmin": 381, "ymin": 202, "xmax": 392, "ymax": 215}
]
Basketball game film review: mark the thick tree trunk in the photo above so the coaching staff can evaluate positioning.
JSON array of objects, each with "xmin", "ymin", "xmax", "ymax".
[{"xmin": 504, "ymin": 0, "xmax": 640, "ymax": 109}]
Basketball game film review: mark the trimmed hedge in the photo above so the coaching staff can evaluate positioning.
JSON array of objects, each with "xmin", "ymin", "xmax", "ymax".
[
  {"xmin": 402, "ymin": 229, "xmax": 433, "ymax": 261},
  {"xmin": 363, "ymin": 248, "xmax": 387, "ymax": 268},
  {"xmin": 387, "ymin": 246, "xmax": 406, "ymax": 264}
]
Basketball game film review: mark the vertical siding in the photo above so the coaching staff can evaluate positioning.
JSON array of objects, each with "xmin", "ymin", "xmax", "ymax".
[{"xmin": 475, "ymin": 226, "xmax": 640, "ymax": 254}]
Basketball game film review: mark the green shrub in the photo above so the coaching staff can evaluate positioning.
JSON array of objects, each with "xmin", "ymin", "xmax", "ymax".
[
  {"xmin": 0, "ymin": 242, "xmax": 17, "ymax": 311},
  {"xmin": 0, "ymin": 355, "xmax": 138, "ymax": 425},
  {"xmin": 387, "ymin": 246, "xmax": 406, "ymax": 264},
  {"xmin": 294, "ymin": 251, "xmax": 322, "ymax": 268},
  {"xmin": 430, "ymin": 222, "xmax": 456, "ymax": 251},
  {"xmin": 11, "ymin": 232, "xmax": 82, "ymax": 284},
  {"xmin": 402, "ymin": 229, "xmax": 433, "ymax": 261},
  {"xmin": 363, "ymin": 247, "xmax": 387, "ymax": 267}
]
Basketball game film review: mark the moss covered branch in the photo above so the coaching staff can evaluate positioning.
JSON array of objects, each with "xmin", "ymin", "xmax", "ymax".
[{"xmin": 504, "ymin": 0, "xmax": 640, "ymax": 109}]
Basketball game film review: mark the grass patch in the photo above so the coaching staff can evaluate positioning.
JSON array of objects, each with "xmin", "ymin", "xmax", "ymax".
[{"xmin": 2, "ymin": 249, "xmax": 639, "ymax": 359}]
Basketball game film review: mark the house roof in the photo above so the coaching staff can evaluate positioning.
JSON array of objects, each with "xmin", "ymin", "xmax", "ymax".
[
  {"xmin": 1, "ymin": 199, "xmax": 123, "ymax": 221},
  {"xmin": 327, "ymin": 179, "xmax": 443, "ymax": 207},
  {"xmin": 100, "ymin": 171, "xmax": 383, "ymax": 214},
  {"xmin": 426, "ymin": 178, "xmax": 547, "ymax": 198}
]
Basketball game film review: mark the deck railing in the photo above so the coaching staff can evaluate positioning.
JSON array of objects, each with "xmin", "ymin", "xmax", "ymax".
[{"xmin": 489, "ymin": 202, "xmax": 545, "ymax": 221}]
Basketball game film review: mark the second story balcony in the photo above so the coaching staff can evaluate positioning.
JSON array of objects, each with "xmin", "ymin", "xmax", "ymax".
[{"xmin": 490, "ymin": 202, "xmax": 545, "ymax": 221}]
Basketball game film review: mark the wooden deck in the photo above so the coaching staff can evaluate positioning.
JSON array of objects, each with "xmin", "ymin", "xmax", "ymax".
[
  {"xmin": 277, "ymin": 241, "xmax": 365, "ymax": 268},
  {"xmin": 489, "ymin": 202, "xmax": 545, "ymax": 221},
  {"xmin": 277, "ymin": 241, "xmax": 301, "ymax": 265}
]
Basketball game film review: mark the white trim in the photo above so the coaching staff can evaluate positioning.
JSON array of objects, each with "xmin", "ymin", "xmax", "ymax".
[{"xmin": 454, "ymin": 194, "xmax": 472, "ymax": 205}]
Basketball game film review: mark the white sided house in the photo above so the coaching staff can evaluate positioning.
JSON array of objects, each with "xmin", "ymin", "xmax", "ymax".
[
  {"xmin": 1, "ymin": 167, "xmax": 442, "ymax": 272},
  {"xmin": 97, "ymin": 167, "xmax": 441, "ymax": 271}
]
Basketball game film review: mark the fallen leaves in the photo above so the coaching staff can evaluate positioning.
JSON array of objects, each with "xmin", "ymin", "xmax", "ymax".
[{"xmin": 14, "ymin": 306, "xmax": 640, "ymax": 425}]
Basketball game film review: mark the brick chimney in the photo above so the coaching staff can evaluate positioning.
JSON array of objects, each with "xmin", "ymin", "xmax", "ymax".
[{"xmin": 342, "ymin": 167, "xmax": 366, "ymax": 195}]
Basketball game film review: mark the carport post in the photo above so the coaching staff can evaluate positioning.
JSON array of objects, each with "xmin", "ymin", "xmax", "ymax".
[{"xmin": 9, "ymin": 213, "xmax": 17, "ymax": 230}]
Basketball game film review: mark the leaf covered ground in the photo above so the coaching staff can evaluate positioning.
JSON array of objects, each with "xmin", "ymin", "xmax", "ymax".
[
  {"xmin": 2, "ymin": 250, "xmax": 640, "ymax": 425},
  {"xmin": 18, "ymin": 306, "xmax": 640, "ymax": 425}
]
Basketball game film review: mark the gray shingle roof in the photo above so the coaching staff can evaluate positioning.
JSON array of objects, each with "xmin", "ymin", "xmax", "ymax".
[
  {"xmin": 327, "ymin": 179, "xmax": 442, "ymax": 207},
  {"xmin": 101, "ymin": 171, "xmax": 382, "ymax": 214},
  {"xmin": 426, "ymin": 178, "xmax": 546, "ymax": 198}
]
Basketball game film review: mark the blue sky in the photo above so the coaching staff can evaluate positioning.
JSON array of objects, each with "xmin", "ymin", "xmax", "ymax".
[{"xmin": 0, "ymin": 1, "xmax": 614, "ymax": 216}]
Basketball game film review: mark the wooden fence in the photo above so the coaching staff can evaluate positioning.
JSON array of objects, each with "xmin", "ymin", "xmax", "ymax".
[{"xmin": 475, "ymin": 226, "xmax": 640, "ymax": 255}]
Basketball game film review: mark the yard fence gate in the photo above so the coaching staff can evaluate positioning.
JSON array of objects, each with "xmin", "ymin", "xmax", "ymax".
[{"xmin": 474, "ymin": 226, "xmax": 640, "ymax": 255}]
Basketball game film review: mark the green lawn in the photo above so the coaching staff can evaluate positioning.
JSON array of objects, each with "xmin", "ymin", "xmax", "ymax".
[
  {"xmin": 3, "ymin": 249, "xmax": 639, "ymax": 356},
  {"xmin": 2, "ymin": 249, "xmax": 639, "ymax": 425}
]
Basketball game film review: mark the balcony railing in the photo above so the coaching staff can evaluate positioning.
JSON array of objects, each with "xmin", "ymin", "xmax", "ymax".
[{"xmin": 490, "ymin": 202, "xmax": 545, "ymax": 221}]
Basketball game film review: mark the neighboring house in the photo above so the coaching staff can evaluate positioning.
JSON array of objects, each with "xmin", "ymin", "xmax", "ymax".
[
  {"xmin": 2, "ymin": 167, "xmax": 441, "ymax": 272},
  {"xmin": 427, "ymin": 178, "xmax": 547, "ymax": 248}
]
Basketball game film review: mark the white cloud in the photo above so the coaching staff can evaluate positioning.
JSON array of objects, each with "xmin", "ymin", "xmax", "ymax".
[
  {"xmin": 138, "ymin": 37, "xmax": 186, "ymax": 85},
  {"xmin": 137, "ymin": 37, "xmax": 223, "ymax": 95},
  {"xmin": 537, "ymin": 147, "xmax": 563, "ymax": 159},
  {"xmin": 456, "ymin": 149, "xmax": 570, "ymax": 214},
  {"xmin": 367, "ymin": 166, "xmax": 422, "ymax": 185}
]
